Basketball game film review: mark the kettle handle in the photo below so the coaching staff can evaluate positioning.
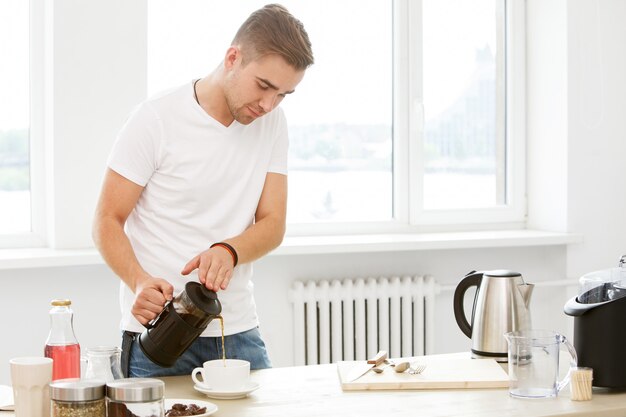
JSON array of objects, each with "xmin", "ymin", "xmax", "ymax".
[{"xmin": 453, "ymin": 270, "xmax": 483, "ymax": 338}]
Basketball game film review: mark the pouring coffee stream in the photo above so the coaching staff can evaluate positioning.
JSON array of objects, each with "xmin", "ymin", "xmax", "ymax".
[{"xmin": 218, "ymin": 315, "xmax": 226, "ymax": 365}]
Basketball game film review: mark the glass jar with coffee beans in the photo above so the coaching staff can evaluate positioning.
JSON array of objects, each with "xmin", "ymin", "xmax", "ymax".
[{"xmin": 106, "ymin": 378, "xmax": 164, "ymax": 417}]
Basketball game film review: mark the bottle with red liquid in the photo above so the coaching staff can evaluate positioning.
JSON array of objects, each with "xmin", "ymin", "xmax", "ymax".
[{"xmin": 44, "ymin": 299, "xmax": 81, "ymax": 380}]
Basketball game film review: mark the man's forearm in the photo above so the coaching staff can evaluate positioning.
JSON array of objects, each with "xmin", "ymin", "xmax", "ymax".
[
  {"xmin": 93, "ymin": 217, "xmax": 148, "ymax": 293},
  {"xmin": 225, "ymin": 215, "xmax": 285, "ymax": 265}
]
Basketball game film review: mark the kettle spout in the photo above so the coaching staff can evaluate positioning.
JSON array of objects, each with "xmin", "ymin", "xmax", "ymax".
[{"xmin": 518, "ymin": 283, "xmax": 534, "ymax": 307}]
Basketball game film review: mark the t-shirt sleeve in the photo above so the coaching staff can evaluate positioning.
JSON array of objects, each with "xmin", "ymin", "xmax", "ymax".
[
  {"xmin": 267, "ymin": 108, "xmax": 289, "ymax": 175},
  {"xmin": 107, "ymin": 103, "xmax": 162, "ymax": 186}
]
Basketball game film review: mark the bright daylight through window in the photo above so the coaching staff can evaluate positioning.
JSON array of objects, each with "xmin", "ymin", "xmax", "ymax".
[
  {"xmin": 0, "ymin": 0, "xmax": 31, "ymax": 235},
  {"xmin": 0, "ymin": 0, "xmax": 513, "ymax": 243},
  {"xmin": 422, "ymin": 0, "xmax": 503, "ymax": 210},
  {"xmin": 148, "ymin": 0, "xmax": 393, "ymax": 224},
  {"xmin": 151, "ymin": 0, "xmax": 516, "ymax": 229},
  {"xmin": 148, "ymin": 0, "xmax": 512, "ymax": 228}
]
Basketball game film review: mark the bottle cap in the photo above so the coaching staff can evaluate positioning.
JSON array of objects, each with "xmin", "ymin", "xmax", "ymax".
[{"xmin": 51, "ymin": 299, "xmax": 72, "ymax": 306}]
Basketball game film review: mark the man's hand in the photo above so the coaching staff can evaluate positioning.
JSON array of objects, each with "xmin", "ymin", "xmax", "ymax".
[
  {"xmin": 131, "ymin": 276, "xmax": 174, "ymax": 325},
  {"xmin": 181, "ymin": 246, "xmax": 234, "ymax": 292}
]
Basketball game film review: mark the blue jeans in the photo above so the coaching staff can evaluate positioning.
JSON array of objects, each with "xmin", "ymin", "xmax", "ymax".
[{"xmin": 122, "ymin": 327, "xmax": 271, "ymax": 377}]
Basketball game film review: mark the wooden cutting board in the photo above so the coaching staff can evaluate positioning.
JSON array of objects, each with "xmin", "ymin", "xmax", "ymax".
[{"xmin": 338, "ymin": 352, "xmax": 509, "ymax": 391}]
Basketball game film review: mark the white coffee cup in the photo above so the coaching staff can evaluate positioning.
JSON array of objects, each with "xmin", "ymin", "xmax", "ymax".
[
  {"xmin": 9, "ymin": 357, "xmax": 53, "ymax": 417},
  {"xmin": 192, "ymin": 359, "xmax": 250, "ymax": 391}
]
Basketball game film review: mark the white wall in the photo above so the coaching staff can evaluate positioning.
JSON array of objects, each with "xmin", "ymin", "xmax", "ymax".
[
  {"xmin": 0, "ymin": 265, "xmax": 121, "ymax": 385},
  {"xmin": 253, "ymin": 246, "xmax": 570, "ymax": 367},
  {"xmin": 527, "ymin": 0, "xmax": 626, "ymax": 275},
  {"xmin": 2, "ymin": 0, "xmax": 626, "ymax": 387},
  {"xmin": 526, "ymin": 0, "xmax": 569, "ymax": 233},
  {"xmin": 565, "ymin": 0, "xmax": 626, "ymax": 277},
  {"xmin": 0, "ymin": 245, "xmax": 570, "ymax": 385},
  {"xmin": 44, "ymin": 0, "xmax": 147, "ymax": 248}
]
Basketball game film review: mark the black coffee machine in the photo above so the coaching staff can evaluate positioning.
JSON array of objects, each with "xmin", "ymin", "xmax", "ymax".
[
  {"xmin": 139, "ymin": 282, "xmax": 222, "ymax": 367},
  {"xmin": 564, "ymin": 256, "xmax": 626, "ymax": 388}
]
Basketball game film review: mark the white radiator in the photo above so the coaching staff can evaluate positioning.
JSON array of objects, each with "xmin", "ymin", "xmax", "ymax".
[{"xmin": 288, "ymin": 275, "xmax": 437, "ymax": 365}]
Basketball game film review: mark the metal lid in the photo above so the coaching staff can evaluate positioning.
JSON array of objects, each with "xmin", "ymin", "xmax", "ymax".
[
  {"xmin": 184, "ymin": 282, "xmax": 221, "ymax": 316},
  {"xmin": 484, "ymin": 270, "xmax": 522, "ymax": 278},
  {"xmin": 51, "ymin": 299, "xmax": 72, "ymax": 306},
  {"xmin": 106, "ymin": 378, "xmax": 164, "ymax": 402},
  {"xmin": 50, "ymin": 379, "xmax": 105, "ymax": 401},
  {"xmin": 577, "ymin": 282, "xmax": 626, "ymax": 304}
]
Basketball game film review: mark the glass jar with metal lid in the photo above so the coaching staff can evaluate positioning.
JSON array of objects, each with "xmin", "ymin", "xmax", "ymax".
[
  {"xmin": 50, "ymin": 379, "xmax": 106, "ymax": 417},
  {"xmin": 106, "ymin": 378, "xmax": 164, "ymax": 417}
]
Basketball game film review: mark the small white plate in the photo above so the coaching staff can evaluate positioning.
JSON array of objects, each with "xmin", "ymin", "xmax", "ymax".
[
  {"xmin": 0, "ymin": 385, "xmax": 14, "ymax": 411},
  {"xmin": 193, "ymin": 381, "xmax": 260, "ymax": 400},
  {"xmin": 164, "ymin": 398, "xmax": 218, "ymax": 416}
]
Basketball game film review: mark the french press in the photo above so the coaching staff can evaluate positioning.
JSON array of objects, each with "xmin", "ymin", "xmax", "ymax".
[{"xmin": 138, "ymin": 282, "xmax": 222, "ymax": 367}]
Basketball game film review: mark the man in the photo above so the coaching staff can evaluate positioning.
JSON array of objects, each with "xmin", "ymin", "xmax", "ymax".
[{"xmin": 93, "ymin": 4, "xmax": 314, "ymax": 377}]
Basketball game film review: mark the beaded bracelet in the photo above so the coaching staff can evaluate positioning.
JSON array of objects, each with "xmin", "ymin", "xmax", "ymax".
[{"xmin": 210, "ymin": 242, "xmax": 239, "ymax": 267}]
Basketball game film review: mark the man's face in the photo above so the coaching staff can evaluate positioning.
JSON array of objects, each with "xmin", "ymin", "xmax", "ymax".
[{"xmin": 223, "ymin": 50, "xmax": 305, "ymax": 125}]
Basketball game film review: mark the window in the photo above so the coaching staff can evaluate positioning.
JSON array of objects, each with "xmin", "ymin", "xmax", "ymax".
[
  {"xmin": 0, "ymin": 0, "xmax": 46, "ymax": 248},
  {"xmin": 422, "ymin": 0, "xmax": 503, "ymax": 210},
  {"xmin": 0, "ymin": 1, "xmax": 31, "ymax": 236},
  {"xmin": 147, "ymin": 0, "xmax": 525, "ymax": 233},
  {"xmin": 147, "ymin": 0, "xmax": 393, "ymax": 226},
  {"xmin": 278, "ymin": 2, "xmax": 393, "ymax": 224},
  {"xmin": 406, "ymin": 0, "xmax": 525, "ymax": 226}
]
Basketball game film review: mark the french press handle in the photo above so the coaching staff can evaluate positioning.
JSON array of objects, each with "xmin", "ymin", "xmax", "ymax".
[{"xmin": 143, "ymin": 299, "xmax": 172, "ymax": 330}]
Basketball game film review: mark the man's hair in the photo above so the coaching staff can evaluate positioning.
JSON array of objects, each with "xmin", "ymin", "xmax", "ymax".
[{"xmin": 232, "ymin": 4, "xmax": 314, "ymax": 70}]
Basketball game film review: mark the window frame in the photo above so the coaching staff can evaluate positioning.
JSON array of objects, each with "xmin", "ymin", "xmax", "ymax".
[
  {"xmin": 0, "ymin": 0, "xmax": 47, "ymax": 248},
  {"xmin": 0, "ymin": 0, "xmax": 526, "ymax": 247},
  {"xmin": 406, "ymin": 0, "xmax": 526, "ymax": 227},
  {"xmin": 289, "ymin": 0, "xmax": 526, "ymax": 236}
]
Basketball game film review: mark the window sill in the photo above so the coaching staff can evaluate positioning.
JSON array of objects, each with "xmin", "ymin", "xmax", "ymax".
[
  {"xmin": 0, "ymin": 247, "xmax": 104, "ymax": 270},
  {"xmin": 0, "ymin": 229, "xmax": 582, "ymax": 270},
  {"xmin": 274, "ymin": 229, "xmax": 583, "ymax": 255}
]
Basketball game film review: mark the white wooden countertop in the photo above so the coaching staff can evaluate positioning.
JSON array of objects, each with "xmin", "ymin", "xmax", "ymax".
[
  {"xmin": 2, "ymin": 357, "xmax": 624, "ymax": 416},
  {"xmin": 160, "ymin": 363, "xmax": 626, "ymax": 417}
]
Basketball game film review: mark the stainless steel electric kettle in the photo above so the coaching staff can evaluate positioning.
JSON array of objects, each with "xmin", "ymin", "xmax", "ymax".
[{"xmin": 453, "ymin": 270, "xmax": 534, "ymax": 362}]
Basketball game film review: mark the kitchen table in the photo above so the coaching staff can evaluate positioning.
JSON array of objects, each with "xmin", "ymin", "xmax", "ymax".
[
  {"xmin": 164, "ymin": 363, "xmax": 625, "ymax": 417},
  {"xmin": 3, "ymin": 361, "xmax": 626, "ymax": 416}
]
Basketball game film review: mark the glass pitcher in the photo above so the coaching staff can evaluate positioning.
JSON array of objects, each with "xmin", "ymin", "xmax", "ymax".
[
  {"xmin": 504, "ymin": 330, "xmax": 577, "ymax": 398},
  {"xmin": 172, "ymin": 284, "xmax": 219, "ymax": 327},
  {"xmin": 84, "ymin": 346, "xmax": 123, "ymax": 382}
]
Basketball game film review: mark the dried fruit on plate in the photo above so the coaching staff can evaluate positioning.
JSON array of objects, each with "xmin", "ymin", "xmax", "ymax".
[{"xmin": 165, "ymin": 403, "xmax": 207, "ymax": 416}]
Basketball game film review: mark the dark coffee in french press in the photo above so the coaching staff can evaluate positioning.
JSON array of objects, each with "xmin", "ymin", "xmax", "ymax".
[{"xmin": 139, "ymin": 282, "xmax": 222, "ymax": 367}]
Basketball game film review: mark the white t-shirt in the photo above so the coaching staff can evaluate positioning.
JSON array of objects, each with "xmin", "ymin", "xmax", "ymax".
[{"xmin": 107, "ymin": 80, "xmax": 288, "ymax": 337}]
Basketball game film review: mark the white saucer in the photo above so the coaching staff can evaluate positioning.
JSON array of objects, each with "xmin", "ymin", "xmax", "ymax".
[
  {"xmin": 193, "ymin": 382, "xmax": 260, "ymax": 400},
  {"xmin": 164, "ymin": 399, "xmax": 218, "ymax": 416}
]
